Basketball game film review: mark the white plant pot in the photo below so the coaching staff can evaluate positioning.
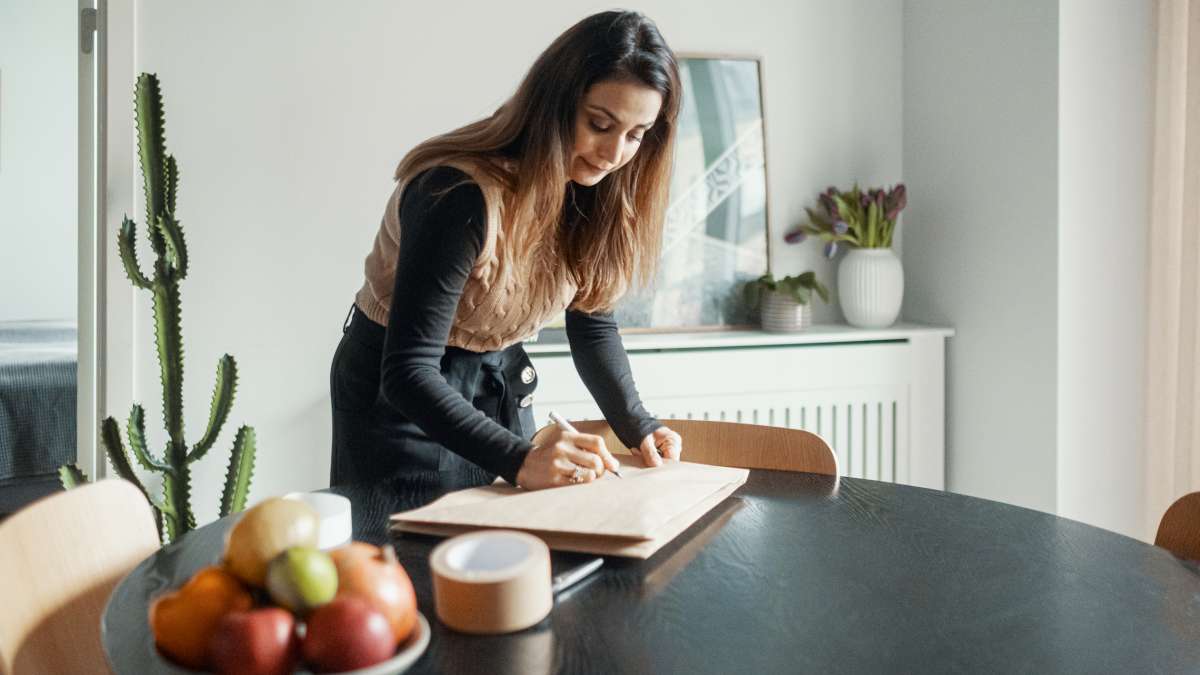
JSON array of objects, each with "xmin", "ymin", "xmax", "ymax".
[
  {"xmin": 837, "ymin": 248, "xmax": 904, "ymax": 329},
  {"xmin": 760, "ymin": 290, "xmax": 813, "ymax": 333}
]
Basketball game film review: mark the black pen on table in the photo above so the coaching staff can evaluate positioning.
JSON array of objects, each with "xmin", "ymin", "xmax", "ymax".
[{"xmin": 548, "ymin": 410, "xmax": 623, "ymax": 479}]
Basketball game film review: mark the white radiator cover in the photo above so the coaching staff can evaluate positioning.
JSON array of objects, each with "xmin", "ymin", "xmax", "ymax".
[{"xmin": 526, "ymin": 325, "xmax": 951, "ymax": 489}]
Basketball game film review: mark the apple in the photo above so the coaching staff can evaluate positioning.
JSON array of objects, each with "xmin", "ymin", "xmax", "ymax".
[
  {"xmin": 208, "ymin": 607, "xmax": 299, "ymax": 675},
  {"xmin": 266, "ymin": 546, "xmax": 338, "ymax": 614},
  {"xmin": 302, "ymin": 595, "xmax": 396, "ymax": 672},
  {"xmin": 329, "ymin": 542, "xmax": 418, "ymax": 643}
]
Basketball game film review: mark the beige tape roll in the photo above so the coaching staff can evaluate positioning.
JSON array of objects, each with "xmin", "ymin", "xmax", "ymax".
[{"xmin": 430, "ymin": 529, "xmax": 553, "ymax": 634}]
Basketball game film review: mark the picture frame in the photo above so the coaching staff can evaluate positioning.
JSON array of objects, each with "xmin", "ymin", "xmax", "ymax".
[{"xmin": 617, "ymin": 52, "xmax": 771, "ymax": 333}]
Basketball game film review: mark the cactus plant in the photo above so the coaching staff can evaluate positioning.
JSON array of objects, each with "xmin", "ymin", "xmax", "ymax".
[{"xmin": 61, "ymin": 73, "xmax": 256, "ymax": 543}]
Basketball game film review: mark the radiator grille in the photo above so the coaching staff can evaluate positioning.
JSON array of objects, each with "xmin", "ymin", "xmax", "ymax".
[{"xmin": 543, "ymin": 389, "xmax": 908, "ymax": 482}]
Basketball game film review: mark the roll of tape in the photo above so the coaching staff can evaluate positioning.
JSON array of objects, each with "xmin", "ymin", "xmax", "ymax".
[
  {"xmin": 282, "ymin": 492, "xmax": 352, "ymax": 550},
  {"xmin": 430, "ymin": 530, "xmax": 552, "ymax": 634}
]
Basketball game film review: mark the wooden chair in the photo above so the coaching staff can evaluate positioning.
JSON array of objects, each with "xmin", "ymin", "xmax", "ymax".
[
  {"xmin": 538, "ymin": 418, "xmax": 839, "ymax": 476},
  {"xmin": 1155, "ymin": 491, "xmax": 1200, "ymax": 561},
  {"xmin": 0, "ymin": 479, "xmax": 160, "ymax": 675}
]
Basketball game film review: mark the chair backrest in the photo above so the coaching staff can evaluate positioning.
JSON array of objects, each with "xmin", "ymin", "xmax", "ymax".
[
  {"xmin": 546, "ymin": 418, "xmax": 838, "ymax": 476},
  {"xmin": 1155, "ymin": 491, "xmax": 1200, "ymax": 562},
  {"xmin": 0, "ymin": 479, "xmax": 160, "ymax": 675}
]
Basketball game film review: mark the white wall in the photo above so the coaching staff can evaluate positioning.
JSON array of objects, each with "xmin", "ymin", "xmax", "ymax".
[
  {"xmin": 902, "ymin": 0, "xmax": 1061, "ymax": 513},
  {"xmin": 0, "ymin": 2, "xmax": 77, "ymax": 321},
  {"xmin": 106, "ymin": 0, "xmax": 904, "ymax": 524},
  {"xmin": 1057, "ymin": 0, "xmax": 1152, "ymax": 539},
  {"xmin": 902, "ymin": 0, "xmax": 1156, "ymax": 538}
]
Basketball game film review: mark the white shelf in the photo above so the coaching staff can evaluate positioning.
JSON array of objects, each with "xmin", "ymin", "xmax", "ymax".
[{"xmin": 524, "ymin": 322, "xmax": 955, "ymax": 355}]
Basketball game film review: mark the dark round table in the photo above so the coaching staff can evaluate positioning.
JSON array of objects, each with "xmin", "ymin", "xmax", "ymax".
[{"xmin": 104, "ymin": 469, "xmax": 1200, "ymax": 674}]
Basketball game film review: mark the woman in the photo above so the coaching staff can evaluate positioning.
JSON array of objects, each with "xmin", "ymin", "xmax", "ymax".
[{"xmin": 331, "ymin": 10, "xmax": 683, "ymax": 491}]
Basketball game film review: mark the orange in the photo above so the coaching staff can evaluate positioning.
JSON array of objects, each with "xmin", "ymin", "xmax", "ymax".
[{"xmin": 148, "ymin": 565, "xmax": 254, "ymax": 670}]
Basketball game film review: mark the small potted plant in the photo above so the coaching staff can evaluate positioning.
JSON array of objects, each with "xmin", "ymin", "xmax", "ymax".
[
  {"xmin": 744, "ymin": 272, "xmax": 830, "ymax": 333},
  {"xmin": 785, "ymin": 183, "xmax": 907, "ymax": 329}
]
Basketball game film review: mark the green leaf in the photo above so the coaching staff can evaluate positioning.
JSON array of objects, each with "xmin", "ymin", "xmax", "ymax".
[
  {"xmin": 156, "ymin": 213, "xmax": 188, "ymax": 280},
  {"xmin": 154, "ymin": 483, "xmax": 176, "ymax": 518},
  {"xmin": 814, "ymin": 280, "xmax": 831, "ymax": 303},
  {"xmin": 832, "ymin": 195, "xmax": 854, "ymax": 222},
  {"xmin": 220, "ymin": 426, "xmax": 257, "ymax": 517},
  {"xmin": 58, "ymin": 464, "xmax": 89, "ymax": 490},
  {"xmin": 128, "ymin": 403, "xmax": 168, "ymax": 471},
  {"xmin": 101, "ymin": 418, "xmax": 136, "ymax": 483},
  {"xmin": 743, "ymin": 279, "xmax": 762, "ymax": 310},
  {"xmin": 161, "ymin": 462, "xmax": 194, "ymax": 541},
  {"xmin": 833, "ymin": 194, "xmax": 864, "ymax": 237},
  {"xmin": 867, "ymin": 201, "xmax": 881, "ymax": 247},
  {"xmin": 804, "ymin": 206, "xmax": 831, "ymax": 228},
  {"xmin": 100, "ymin": 416, "xmax": 154, "ymax": 504},
  {"xmin": 761, "ymin": 271, "xmax": 832, "ymax": 306},
  {"xmin": 149, "ymin": 508, "xmax": 165, "ymax": 545},
  {"xmin": 160, "ymin": 477, "xmax": 179, "ymax": 542},
  {"xmin": 164, "ymin": 154, "xmax": 179, "ymax": 217},
  {"xmin": 136, "ymin": 73, "xmax": 167, "ymax": 250},
  {"xmin": 151, "ymin": 281, "xmax": 185, "ymax": 449},
  {"xmin": 117, "ymin": 217, "xmax": 152, "ymax": 289},
  {"xmin": 881, "ymin": 218, "xmax": 897, "ymax": 248},
  {"xmin": 189, "ymin": 355, "xmax": 238, "ymax": 463}
]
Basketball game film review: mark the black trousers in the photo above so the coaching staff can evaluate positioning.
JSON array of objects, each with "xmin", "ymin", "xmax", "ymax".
[{"xmin": 329, "ymin": 305, "xmax": 537, "ymax": 486}]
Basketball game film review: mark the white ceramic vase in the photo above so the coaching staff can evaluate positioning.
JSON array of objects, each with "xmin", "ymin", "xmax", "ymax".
[
  {"xmin": 837, "ymin": 248, "xmax": 903, "ymax": 329},
  {"xmin": 760, "ymin": 290, "xmax": 813, "ymax": 333}
]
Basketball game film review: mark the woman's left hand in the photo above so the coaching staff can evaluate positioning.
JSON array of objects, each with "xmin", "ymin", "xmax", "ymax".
[{"xmin": 638, "ymin": 426, "xmax": 682, "ymax": 467}]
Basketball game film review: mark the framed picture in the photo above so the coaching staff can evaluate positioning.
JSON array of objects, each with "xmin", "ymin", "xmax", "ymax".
[{"xmin": 616, "ymin": 53, "xmax": 770, "ymax": 332}]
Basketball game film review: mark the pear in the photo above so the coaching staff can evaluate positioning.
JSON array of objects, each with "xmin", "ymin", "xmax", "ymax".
[{"xmin": 266, "ymin": 547, "xmax": 338, "ymax": 614}]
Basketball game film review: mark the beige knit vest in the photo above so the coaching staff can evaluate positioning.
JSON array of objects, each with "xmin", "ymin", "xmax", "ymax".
[{"xmin": 355, "ymin": 160, "xmax": 577, "ymax": 352}]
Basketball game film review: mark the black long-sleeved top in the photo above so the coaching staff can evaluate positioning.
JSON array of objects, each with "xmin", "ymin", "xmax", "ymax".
[{"xmin": 377, "ymin": 166, "xmax": 660, "ymax": 483}]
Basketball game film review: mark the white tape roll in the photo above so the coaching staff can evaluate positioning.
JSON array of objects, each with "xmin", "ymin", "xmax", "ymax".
[
  {"xmin": 430, "ymin": 530, "xmax": 552, "ymax": 634},
  {"xmin": 282, "ymin": 492, "xmax": 352, "ymax": 550}
]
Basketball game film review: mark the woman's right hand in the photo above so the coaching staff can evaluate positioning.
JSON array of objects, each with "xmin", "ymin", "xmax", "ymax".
[{"xmin": 515, "ymin": 427, "xmax": 620, "ymax": 490}]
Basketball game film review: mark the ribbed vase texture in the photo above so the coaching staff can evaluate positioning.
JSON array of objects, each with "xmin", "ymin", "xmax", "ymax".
[
  {"xmin": 838, "ymin": 248, "xmax": 903, "ymax": 328},
  {"xmin": 760, "ymin": 291, "xmax": 812, "ymax": 333}
]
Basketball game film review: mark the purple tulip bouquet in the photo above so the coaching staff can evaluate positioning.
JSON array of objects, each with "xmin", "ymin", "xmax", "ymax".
[{"xmin": 785, "ymin": 183, "xmax": 907, "ymax": 258}]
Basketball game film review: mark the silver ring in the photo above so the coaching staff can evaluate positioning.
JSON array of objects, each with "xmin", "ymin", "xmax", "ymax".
[{"xmin": 569, "ymin": 466, "xmax": 587, "ymax": 484}]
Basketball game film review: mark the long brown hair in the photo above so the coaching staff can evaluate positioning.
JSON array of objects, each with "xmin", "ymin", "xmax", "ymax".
[{"xmin": 394, "ymin": 11, "xmax": 681, "ymax": 312}]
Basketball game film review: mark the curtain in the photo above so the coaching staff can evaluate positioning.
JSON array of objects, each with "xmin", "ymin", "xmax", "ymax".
[{"xmin": 1146, "ymin": 0, "xmax": 1200, "ymax": 538}]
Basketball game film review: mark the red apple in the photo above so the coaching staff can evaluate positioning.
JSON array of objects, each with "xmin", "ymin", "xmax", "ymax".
[
  {"xmin": 208, "ymin": 607, "xmax": 299, "ymax": 675},
  {"xmin": 329, "ymin": 542, "xmax": 418, "ymax": 643},
  {"xmin": 302, "ymin": 595, "xmax": 396, "ymax": 672}
]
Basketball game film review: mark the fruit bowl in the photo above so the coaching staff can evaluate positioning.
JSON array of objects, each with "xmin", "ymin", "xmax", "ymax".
[{"xmin": 137, "ymin": 499, "xmax": 425, "ymax": 674}]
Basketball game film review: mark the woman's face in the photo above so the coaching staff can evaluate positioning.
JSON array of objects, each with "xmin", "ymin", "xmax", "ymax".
[{"xmin": 569, "ymin": 78, "xmax": 663, "ymax": 186}]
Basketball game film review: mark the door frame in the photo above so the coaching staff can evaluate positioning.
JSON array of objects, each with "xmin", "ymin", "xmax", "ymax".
[{"xmin": 77, "ymin": 0, "xmax": 105, "ymax": 479}]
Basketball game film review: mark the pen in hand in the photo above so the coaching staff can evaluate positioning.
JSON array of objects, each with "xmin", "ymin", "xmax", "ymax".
[{"xmin": 547, "ymin": 410, "xmax": 623, "ymax": 479}]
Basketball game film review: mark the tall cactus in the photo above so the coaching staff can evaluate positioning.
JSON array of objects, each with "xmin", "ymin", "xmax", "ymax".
[{"xmin": 60, "ymin": 73, "xmax": 256, "ymax": 543}]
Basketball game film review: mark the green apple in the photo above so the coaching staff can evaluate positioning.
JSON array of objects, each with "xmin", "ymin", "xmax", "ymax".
[{"xmin": 265, "ymin": 546, "xmax": 338, "ymax": 614}]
